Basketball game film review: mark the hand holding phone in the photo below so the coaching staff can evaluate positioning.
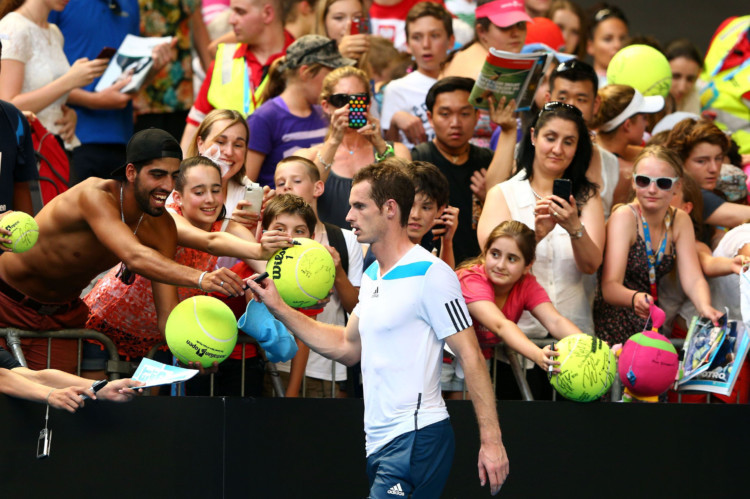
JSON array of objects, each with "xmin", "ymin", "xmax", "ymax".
[
  {"xmin": 96, "ymin": 47, "xmax": 117, "ymax": 60},
  {"xmin": 552, "ymin": 178, "xmax": 572, "ymax": 207},
  {"xmin": 348, "ymin": 93, "xmax": 369, "ymax": 129},
  {"xmin": 350, "ymin": 15, "xmax": 369, "ymax": 35},
  {"xmin": 242, "ymin": 181, "xmax": 264, "ymax": 216}
]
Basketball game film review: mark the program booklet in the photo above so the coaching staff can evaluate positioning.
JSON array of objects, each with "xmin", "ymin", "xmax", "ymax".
[
  {"xmin": 94, "ymin": 34, "xmax": 172, "ymax": 93},
  {"xmin": 468, "ymin": 48, "xmax": 551, "ymax": 112}
]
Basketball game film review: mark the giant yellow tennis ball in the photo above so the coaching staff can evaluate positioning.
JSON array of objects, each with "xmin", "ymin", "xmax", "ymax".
[
  {"xmin": 1, "ymin": 211, "xmax": 39, "ymax": 252},
  {"xmin": 165, "ymin": 295, "xmax": 238, "ymax": 368},
  {"xmin": 266, "ymin": 238, "xmax": 336, "ymax": 308},
  {"xmin": 549, "ymin": 334, "xmax": 616, "ymax": 402},
  {"xmin": 607, "ymin": 44, "xmax": 672, "ymax": 98}
]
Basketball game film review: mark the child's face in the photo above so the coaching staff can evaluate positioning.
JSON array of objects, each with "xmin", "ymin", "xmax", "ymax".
[
  {"xmin": 267, "ymin": 213, "xmax": 312, "ymax": 238},
  {"xmin": 274, "ymin": 162, "xmax": 320, "ymax": 203},
  {"xmin": 406, "ymin": 15, "xmax": 454, "ymax": 76},
  {"xmin": 408, "ymin": 192, "xmax": 442, "ymax": 242},
  {"xmin": 484, "ymin": 236, "xmax": 531, "ymax": 290},
  {"xmin": 173, "ymin": 165, "xmax": 223, "ymax": 231}
]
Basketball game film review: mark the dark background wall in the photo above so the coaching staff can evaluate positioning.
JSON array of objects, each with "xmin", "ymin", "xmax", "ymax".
[{"xmin": 576, "ymin": 1, "xmax": 747, "ymax": 54}]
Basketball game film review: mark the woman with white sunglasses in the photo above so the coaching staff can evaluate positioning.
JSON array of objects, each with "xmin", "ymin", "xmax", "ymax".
[{"xmin": 594, "ymin": 145, "xmax": 721, "ymax": 346}]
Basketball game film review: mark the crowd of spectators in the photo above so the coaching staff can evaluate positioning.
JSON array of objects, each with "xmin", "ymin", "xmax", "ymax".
[{"xmin": 1, "ymin": 0, "xmax": 750, "ymax": 406}]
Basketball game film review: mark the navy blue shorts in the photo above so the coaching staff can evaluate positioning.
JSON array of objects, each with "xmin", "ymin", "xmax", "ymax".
[{"xmin": 366, "ymin": 419, "xmax": 455, "ymax": 499}]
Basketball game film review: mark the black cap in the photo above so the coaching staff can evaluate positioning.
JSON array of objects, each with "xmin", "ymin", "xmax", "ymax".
[{"xmin": 111, "ymin": 128, "xmax": 183, "ymax": 177}]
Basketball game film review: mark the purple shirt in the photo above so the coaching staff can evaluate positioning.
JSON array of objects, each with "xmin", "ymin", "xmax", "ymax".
[{"xmin": 246, "ymin": 96, "xmax": 328, "ymax": 187}]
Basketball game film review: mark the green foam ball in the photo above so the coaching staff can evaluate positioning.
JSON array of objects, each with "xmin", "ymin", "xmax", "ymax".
[
  {"xmin": 549, "ymin": 334, "xmax": 616, "ymax": 402},
  {"xmin": 607, "ymin": 44, "xmax": 672, "ymax": 97},
  {"xmin": 1, "ymin": 211, "xmax": 39, "ymax": 252},
  {"xmin": 165, "ymin": 296, "xmax": 238, "ymax": 368},
  {"xmin": 266, "ymin": 238, "xmax": 336, "ymax": 308}
]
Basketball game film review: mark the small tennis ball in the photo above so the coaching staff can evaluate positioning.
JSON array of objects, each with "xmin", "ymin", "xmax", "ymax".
[
  {"xmin": 1, "ymin": 211, "xmax": 39, "ymax": 253},
  {"xmin": 266, "ymin": 238, "xmax": 336, "ymax": 308},
  {"xmin": 607, "ymin": 44, "xmax": 673, "ymax": 97},
  {"xmin": 165, "ymin": 296, "xmax": 238, "ymax": 368},
  {"xmin": 618, "ymin": 331, "xmax": 678, "ymax": 398},
  {"xmin": 549, "ymin": 334, "xmax": 616, "ymax": 402}
]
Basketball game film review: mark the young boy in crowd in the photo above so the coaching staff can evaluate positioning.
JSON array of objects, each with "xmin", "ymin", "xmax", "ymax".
[
  {"xmin": 273, "ymin": 157, "xmax": 364, "ymax": 397},
  {"xmin": 363, "ymin": 160, "xmax": 458, "ymax": 269},
  {"xmin": 381, "ymin": 2, "xmax": 455, "ymax": 148}
]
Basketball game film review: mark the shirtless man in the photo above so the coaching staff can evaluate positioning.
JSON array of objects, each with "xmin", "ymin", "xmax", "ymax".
[{"xmin": 0, "ymin": 128, "xmax": 289, "ymax": 372}]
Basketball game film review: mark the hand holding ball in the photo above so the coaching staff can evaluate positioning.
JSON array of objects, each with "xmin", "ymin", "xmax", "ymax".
[
  {"xmin": 549, "ymin": 334, "xmax": 616, "ymax": 402},
  {"xmin": 1, "ymin": 211, "xmax": 39, "ymax": 252},
  {"xmin": 165, "ymin": 296, "xmax": 238, "ymax": 368},
  {"xmin": 266, "ymin": 238, "xmax": 336, "ymax": 308}
]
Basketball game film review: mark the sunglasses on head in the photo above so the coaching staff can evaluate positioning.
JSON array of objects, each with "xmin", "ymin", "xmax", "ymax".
[
  {"xmin": 555, "ymin": 59, "xmax": 597, "ymax": 78},
  {"xmin": 593, "ymin": 7, "xmax": 627, "ymax": 24},
  {"xmin": 539, "ymin": 101, "xmax": 583, "ymax": 118},
  {"xmin": 327, "ymin": 93, "xmax": 369, "ymax": 108},
  {"xmin": 634, "ymin": 174, "xmax": 679, "ymax": 191}
]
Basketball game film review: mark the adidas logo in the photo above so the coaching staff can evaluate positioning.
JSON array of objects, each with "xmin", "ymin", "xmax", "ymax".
[
  {"xmin": 387, "ymin": 483, "xmax": 405, "ymax": 496},
  {"xmin": 372, "ymin": 286, "xmax": 379, "ymax": 298}
]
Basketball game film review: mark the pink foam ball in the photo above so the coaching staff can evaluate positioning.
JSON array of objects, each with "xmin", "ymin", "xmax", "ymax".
[{"xmin": 618, "ymin": 331, "xmax": 679, "ymax": 397}]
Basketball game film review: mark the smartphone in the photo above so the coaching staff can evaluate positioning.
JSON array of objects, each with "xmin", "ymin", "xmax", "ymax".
[
  {"xmin": 552, "ymin": 178, "xmax": 572, "ymax": 206},
  {"xmin": 242, "ymin": 182, "xmax": 264, "ymax": 216},
  {"xmin": 348, "ymin": 93, "xmax": 368, "ymax": 129},
  {"xmin": 80, "ymin": 379, "xmax": 108, "ymax": 401},
  {"xmin": 96, "ymin": 47, "xmax": 117, "ymax": 60},
  {"xmin": 350, "ymin": 15, "xmax": 369, "ymax": 35},
  {"xmin": 37, "ymin": 428, "xmax": 52, "ymax": 459}
]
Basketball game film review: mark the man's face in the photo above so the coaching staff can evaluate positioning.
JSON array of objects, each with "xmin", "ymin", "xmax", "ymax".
[
  {"xmin": 406, "ymin": 16, "xmax": 454, "ymax": 77},
  {"xmin": 428, "ymin": 90, "xmax": 477, "ymax": 150},
  {"xmin": 346, "ymin": 181, "xmax": 386, "ymax": 244},
  {"xmin": 230, "ymin": 0, "xmax": 266, "ymax": 44},
  {"xmin": 132, "ymin": 158, "xmax": 181, "ymax": 217},
  {"xmin": 407, "ymin": 192, "xmax": 441, "ymax": 242},
  {"xmin": 548, "ymin": 78, "xmax": 597, "ymax": 125}
]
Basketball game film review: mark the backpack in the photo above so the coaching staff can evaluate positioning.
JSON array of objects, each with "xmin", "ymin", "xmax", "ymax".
[{"xmin": 28, "ymin": 117, "xmax": 70, "ymax": 213}]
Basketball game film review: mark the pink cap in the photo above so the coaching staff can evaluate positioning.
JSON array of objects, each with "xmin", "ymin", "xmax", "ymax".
[
  {"xmin": 525, "ymin": 17, "xmax": 565, "ymax": 51},
  {"xmin": 475, "ymin": 0, "xmax": 533, "ymax": 28}
]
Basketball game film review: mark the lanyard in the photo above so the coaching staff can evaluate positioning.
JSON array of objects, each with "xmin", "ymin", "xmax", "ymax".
[{"xmin": 638, "ymin": 205, "xmax": 672, "ymax": 301}]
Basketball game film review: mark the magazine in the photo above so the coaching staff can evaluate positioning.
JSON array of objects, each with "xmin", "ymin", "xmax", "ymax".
[
  {"xmin": 94, "ymin": 34, "xmax": 172, "ymax": 93},
  {"xmin": 468, "ymin": 48, "xmax": 551, "ymax": 112},
  {"xmin": 678, "ymin": 315, "xmax": 728, "ymax": 384}
]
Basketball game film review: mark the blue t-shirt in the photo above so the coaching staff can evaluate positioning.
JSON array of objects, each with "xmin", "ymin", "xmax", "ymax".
[
  {"xmin": 246, "ymin": 96, "xmax": 327, "ymax": 188},
  {"xmin": 49, "ymin": 0, "xmax": 140, "ymax": 145},
  {"xmin": 0, "ymin": 101, "xmax": 38, "ymax": 213}
]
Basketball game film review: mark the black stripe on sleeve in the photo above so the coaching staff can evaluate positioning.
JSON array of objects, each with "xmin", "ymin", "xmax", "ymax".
[
  {"xmin": 448, "ymin": 299, "xmax": 468, "ymax": 331},
  {"xmin": 453, "ymin": 299, "xmax": 470, "ymax": 330},
  {"xmin": 445, "ymin": 302, "xmax": 460, "ymax": 331}
]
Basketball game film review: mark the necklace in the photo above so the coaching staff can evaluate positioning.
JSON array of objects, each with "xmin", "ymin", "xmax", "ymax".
[
  {"xmin": 530, "ymin": 187, "xmax": 542, "ymax": 200},
  {"xmin": 433, "ymin": 140, "xmax": 469, "ymax": 164},
  {"xmin": 120, "ymin": 183, "xmax": 144, "ymax": 235}
]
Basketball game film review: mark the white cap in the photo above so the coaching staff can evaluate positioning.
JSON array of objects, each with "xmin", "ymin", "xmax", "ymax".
[
  {"xmin": 599, "ymin": 89, "xmax": 664, "ymax": 132},
  {"xmin": 651, "ymin": 112, "xmax": 701, "ymax": 135}
]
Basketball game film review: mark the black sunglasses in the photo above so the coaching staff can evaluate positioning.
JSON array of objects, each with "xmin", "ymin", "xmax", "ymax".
[
  {"xmin": 555, "ymin": 59, "xmax": 597, "ymax": 78},
  {"xmin": 634, "ymin": 174, "xmax": 679, "ymax": 191},
  {"xmin": 327, "ymin": 93, "xmax": 369, "ymax": 108},
  {"xmin": 539, "ymin": 101, "xmax": 583, "ymax": 118}
]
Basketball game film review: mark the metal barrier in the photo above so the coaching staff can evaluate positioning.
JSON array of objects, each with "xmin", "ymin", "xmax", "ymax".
[{"xmin": 0, "ymin": 327, "xmax": 123, "ymax": 379}]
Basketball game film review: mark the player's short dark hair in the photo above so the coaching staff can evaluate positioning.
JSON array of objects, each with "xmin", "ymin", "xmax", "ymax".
[{"xmin": 352, "ymin": 158, "xmax": 414, "ymax": 227}]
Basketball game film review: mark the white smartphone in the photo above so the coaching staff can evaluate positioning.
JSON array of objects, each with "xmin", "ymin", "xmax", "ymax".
[{"xmin": 243, "ymin": 182, "xmax": 263, "ymax": 216}]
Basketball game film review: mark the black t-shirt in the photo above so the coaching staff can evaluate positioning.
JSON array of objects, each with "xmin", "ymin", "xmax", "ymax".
[
  {"xmin": 411, "ymin": 141, "xmax": 493, "ymax": 265},
  {"xmin": 0, "ymin": 346, "xmax": 22, "ymax": 369},
  {"xmin": 700, "ymin": 188, "xmax": 727, "ymax": 244},
  {"xmin": 0, "ymin": 100, "xmax": 38, "ymax": 213}
]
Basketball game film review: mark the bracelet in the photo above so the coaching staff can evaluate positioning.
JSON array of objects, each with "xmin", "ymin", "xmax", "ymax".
[
  {"xmin": 631, "ymin": 291, "xmax": 640, "ymax": 310},
  {"xmin": 46, "ymin": 388, "xmax": 54, "ymax": 405},
  {"xmin": 374, "ymin": 143, "xmax": 395, "ymax": 162},
  {"xmin": 316, "ymin": 150, "xmax": 333, "ymax": 171},
  {"xmin": 197, "ymin": 271, "xmax": 208, "ymax": 291}
]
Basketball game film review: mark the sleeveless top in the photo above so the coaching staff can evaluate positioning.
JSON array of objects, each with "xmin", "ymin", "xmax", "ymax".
[{"xmin": 593, "ymin": 205, "xmax": 676, "ymax": 346}]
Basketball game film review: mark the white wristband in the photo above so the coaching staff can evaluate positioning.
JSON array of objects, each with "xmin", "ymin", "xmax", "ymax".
[{"xmin": 197, "ymin": 271, "xmax": 208, "ymax": 291}]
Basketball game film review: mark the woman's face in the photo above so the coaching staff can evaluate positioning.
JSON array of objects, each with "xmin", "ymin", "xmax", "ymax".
[
  {"xmin": 324, "ymin": 0, "xmax": 363, "ymax": 44},
  {"xmin": 175, "ymin": 165, "xmax": 224, "ymax": 231},
  {"xmin": 479, "ymin": 21, "xmax": 527, "ymax": 53},
  {"xmin": 587, "ymin": 18, "xmax": 628, "ymax": 72},
  {"xmin": 196, "ymin": 120, "xmax": 248, "ymax": 181},
  {"xmin": 322, "ymin": 75, "xmax": 369, "ymax": 116},
  {"xmin": 484, "ymin": 236, "xmax": 531, "ymax": 290},
  {"xmin": 552, "ymin": 8, "xmax": 581, "ymax": 55},
  {"xmin": 669, "ymin": 56, "xmax": 701, "ymax": 106},
  {"xmin": 684, "ymin": 141, "xmax": 724, "ymax": 190},
  {"xmin": 532, "ymin": 117, "xmax": 579, "ymax": 176},
  {"xmin": 633, "ymin": 156, "xmax": 679, "ymax": 212}
]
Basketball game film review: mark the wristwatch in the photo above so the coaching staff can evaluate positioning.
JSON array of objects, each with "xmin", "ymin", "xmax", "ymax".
[{"xmin": 569, "ymin": 224, "xmax": 585, "ymax": 240}]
